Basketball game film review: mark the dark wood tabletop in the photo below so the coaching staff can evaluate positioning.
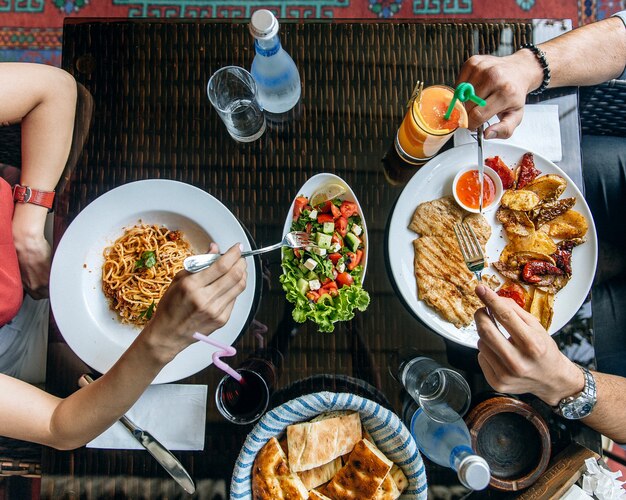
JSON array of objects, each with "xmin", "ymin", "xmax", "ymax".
[{"xmin": 41, "ymin": 18, "xmax": 598, "ymax": 499}]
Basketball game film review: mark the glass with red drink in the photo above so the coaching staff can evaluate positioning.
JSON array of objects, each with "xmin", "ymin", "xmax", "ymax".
[{"xmin": 215, "ymin": 368, "xmax": 270, "ymax": 425}]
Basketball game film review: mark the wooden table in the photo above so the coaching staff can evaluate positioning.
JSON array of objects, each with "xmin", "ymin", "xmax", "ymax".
[{"xmin": 40, "ymin": 18, "xmax": 599, "ymax": 498}]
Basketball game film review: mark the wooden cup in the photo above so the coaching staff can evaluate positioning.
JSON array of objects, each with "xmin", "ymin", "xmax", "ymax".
[{"xmin": 465, "ymin": 396, "xmax": 551, "ymax": 491}]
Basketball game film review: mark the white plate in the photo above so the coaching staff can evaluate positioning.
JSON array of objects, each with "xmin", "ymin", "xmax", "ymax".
[
  {"xmin": 387, "ymin": 143, "xmax": 598, "ymax": 349},
  {"xmin": 50, "ymin": 179, "xmax": 257, "ymax": 383},
  {"xmin": 281, "ymin": 173, "xmax": 368, "ymax": 280}
]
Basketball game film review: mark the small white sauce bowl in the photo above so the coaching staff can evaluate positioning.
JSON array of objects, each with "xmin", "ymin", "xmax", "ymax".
[{"xmin": 452, "ymin": 164, "xmax": 504, "ymax": 213}]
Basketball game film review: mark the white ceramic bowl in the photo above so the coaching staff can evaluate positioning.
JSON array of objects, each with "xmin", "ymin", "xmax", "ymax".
[
  {"xmin": 230, "ymin": 392, "xmax": 427, "ymax": 499},
  {"xmin": 281, "ymin": 173, "xmax": 368, "ymax": 281},
  {"xmin": 452, "ymin": 165, "xmax": 503, "ymax": 213}
]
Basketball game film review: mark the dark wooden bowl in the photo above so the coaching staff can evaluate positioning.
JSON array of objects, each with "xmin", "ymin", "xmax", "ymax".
[{"xmin": 465, "ymin": 396, "xmax": 551, "ymax": 491}]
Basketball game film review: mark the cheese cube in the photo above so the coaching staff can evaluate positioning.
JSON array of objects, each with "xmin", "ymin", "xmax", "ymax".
[
  {"xmin": 337, "ymin": 262, "xmax": 346, "ymax": 273},
  {"xmin": 311, "ymin": 246, "xmax": 327, "ymax": 256},
  {"xmin": 309, "ymin": 210, "xmax": 318, "ymax": 220},
  {"xmin": 308, "ymin": 279, "xmax": 321, "ymax": 291},
  {"xmin": 303, "ymin": 258, "xmax": 318, "ymax": 271},
  {"xmin": 351, "ymin": 224, "xmax": 362, "ymax": 236}
]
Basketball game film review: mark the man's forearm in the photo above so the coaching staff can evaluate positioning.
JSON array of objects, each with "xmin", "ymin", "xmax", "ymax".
[
  {"xmin": 540, "ymin": 16, "xmax": 626, "ymax": 88},
  {"xmin": 580, "ymin": 371, "xmax": 626, "ymax": 443}
]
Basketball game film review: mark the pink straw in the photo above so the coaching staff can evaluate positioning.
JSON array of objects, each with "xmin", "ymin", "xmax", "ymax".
[{"xmin": 193, "ymin": 332, "xmax": 243, "ymax": 383}]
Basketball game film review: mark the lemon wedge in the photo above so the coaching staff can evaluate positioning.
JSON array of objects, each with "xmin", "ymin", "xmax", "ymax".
[{"xmin": 310, "ymin": 183, "xmax": 347, "ymax": 207}]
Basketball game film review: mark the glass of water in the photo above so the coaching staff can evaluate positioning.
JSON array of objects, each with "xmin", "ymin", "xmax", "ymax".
[
  {"xmin": 207, "ymin": 66, "xmax": 266, "ymax": 142},
  {"xmin": 394, "ymin": 353, "xmax": 471, "ymax": 423}
]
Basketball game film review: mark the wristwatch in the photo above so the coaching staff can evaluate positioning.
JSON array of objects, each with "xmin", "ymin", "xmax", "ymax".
[
  {"xmin": 12, "ymin": 184, "xmax": 55, "ymax": 210},
  {"xmin": 554, "ymin": 365, "xmax": 597, "ymax": 420}
]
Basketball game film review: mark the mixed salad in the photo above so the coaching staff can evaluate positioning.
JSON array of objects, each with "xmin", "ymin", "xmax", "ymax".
[{"xmin": 280, "ymin": 194, "xmax": 370, "ymax": 332}]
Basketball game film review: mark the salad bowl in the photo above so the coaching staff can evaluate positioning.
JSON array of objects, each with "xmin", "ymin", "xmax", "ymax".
[{"xmin": 280, "ymin": 173, "xmax": 369, "ymax": 332}]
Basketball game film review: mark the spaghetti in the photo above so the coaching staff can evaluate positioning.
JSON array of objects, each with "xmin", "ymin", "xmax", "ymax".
[{"xmin": 102, "ymin": 224, "xmax": 193, "ymax": 326}]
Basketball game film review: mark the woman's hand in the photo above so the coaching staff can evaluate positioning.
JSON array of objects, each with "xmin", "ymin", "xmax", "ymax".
[
  {"xmin": 474, "ymin": 284, "xmax": 584, "ymax": 406},
  {"xmin": 12, "ymin": 203, "xmax": 51, "ymax": 299},
  {"xmin": 139, "ymin": 243, "xmax": 248, "ymax": 364}
]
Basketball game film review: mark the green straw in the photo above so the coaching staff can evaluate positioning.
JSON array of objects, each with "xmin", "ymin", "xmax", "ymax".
[{"xmin": 443, "ymin": 82, "xmax": 486, "ymax": 120}]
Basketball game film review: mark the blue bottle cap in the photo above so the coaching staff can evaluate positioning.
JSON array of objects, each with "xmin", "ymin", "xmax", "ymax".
[{"xmin": 250, "ymin": 10, "xmax": 279, "ymax": 40}]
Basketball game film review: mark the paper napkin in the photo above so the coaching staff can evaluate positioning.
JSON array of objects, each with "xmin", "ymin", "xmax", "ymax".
[
  {"xmin": 87, "ymin": 384, "xmax": 207, "ymax": 451},
  {"xmin": 453, "ymin": 104, "xmax": 562, "ymax": 162}
]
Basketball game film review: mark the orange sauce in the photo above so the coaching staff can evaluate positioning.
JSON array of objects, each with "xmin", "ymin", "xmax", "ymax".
[
  {"xmin": 397, "ymin": 86, "xmax": 468, "ymax": 160},
  {"xmin": 456, "ymin": 170, "xmax": 496, "ymax": 209}
]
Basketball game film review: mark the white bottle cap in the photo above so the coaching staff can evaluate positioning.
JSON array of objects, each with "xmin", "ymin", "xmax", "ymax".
[
  {"xmin": 249, "ymin": 10, "xmax": 279, "ymax": 40},
  {"xmin": 457, "ymin": 455, "xmax": 491, "ymax": 491}
]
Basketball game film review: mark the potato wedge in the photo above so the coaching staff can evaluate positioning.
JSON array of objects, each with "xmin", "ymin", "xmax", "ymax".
[
  {"xmin": 497, "ymin": 207, "xmax": 535, "ymax": 238},
  {"xmin": 501, "ymin": 232, "xmax": 557, "ymax": 259},
  {"xmin": 539, "ymin": 210, "xmax": 588, "ymax": 239},
  {"xmin": 532, "ymin": 197, "xmax": 576, "ymax": 229},
  {"xmin": 523, "ymin": 174, "xmax": 567, "ymax": 202},
  {"xmin": 500, "ymin": 189, "xmax": 540, "ymax": 211},
  {"xmin": 530, "ymin": 288, "xmax": 554, "ymax": 330}
]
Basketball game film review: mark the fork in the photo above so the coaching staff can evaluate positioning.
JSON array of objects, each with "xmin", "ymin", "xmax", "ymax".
[
  {"xmin": 183, "ymin": 231, "xmax": 313, "ymax": 273},
  {"xmin": 454, "ymin": 222, "xmax": 501, "ymax": 330},
  {"xmin": 454, "ymin": 222, "xmax": 486, "ymax": 282}
]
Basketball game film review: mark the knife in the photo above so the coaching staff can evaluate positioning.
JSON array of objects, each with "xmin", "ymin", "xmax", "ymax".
[
  {"xmin": 477, "ymin": 123, "xmax": 485, "ymax": 214},
  {"xmin": 79, "ymin": 374, "xmax": 196, "ymax": 494}
]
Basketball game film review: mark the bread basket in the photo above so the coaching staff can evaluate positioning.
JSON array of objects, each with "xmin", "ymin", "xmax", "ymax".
[{"xmin": 230, "ymin": 391, "xmax": 427, "ymax": 499}]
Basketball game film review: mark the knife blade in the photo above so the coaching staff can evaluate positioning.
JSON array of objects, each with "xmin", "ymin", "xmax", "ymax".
[
  {"xmin": 79, "ymin": 374, "xmax": 196, "ymax": 494},
  {"xmin": 477, "ymin": 123, "xmax": 485, "ymax": 214}
]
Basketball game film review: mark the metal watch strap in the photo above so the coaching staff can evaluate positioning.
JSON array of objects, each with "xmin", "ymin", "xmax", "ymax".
[
  {"xmin": 12, "ymin": 184, "xmax": 55, "ymax": 210},
  {"xmin": 555, "ymin": 365, "xmax": 597, "ymax": 419}
]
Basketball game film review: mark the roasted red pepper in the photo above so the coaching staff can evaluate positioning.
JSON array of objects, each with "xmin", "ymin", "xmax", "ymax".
[
  {"xmin": 497, "ymin": 283, "xmax": 527, "ymax": 309},
  {"xmin": 522, "ymin": 260, "xmax": 564, "ymax": 284},
  {"xmin": 516, "ymin": 152, "xmax": 541, "ymax": 190},
  {"xmin": 485, "ymin": 156, "xmax": 516, "ymax": 190}
]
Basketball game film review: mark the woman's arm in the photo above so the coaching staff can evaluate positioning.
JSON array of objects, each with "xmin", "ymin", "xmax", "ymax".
[
  {"xmin": 0, "ymin": 62, "xmax": 77, "ymax": 298},
  {"xmin": 0, "ymin": 244, "xmax": 247, "ymax": 450}
]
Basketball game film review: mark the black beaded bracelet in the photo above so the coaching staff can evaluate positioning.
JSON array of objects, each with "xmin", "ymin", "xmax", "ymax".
[{"xmin": 520, "ymin": 42, "xmax": 551, "ymax": 95}]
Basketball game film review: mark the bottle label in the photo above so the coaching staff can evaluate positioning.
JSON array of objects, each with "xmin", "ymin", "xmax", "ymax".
[{"xmin": 254, "ymin": 40, "xmax": 280, "ymax": 57}]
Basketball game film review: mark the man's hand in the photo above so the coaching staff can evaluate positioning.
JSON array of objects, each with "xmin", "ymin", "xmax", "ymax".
[
  {"xmin": 456, "ymin": 50, "xmax": 543, "ymax": 138},
  {"xmin": 474, "ymin": 284, "xmax": 584, "ymax": 406}
]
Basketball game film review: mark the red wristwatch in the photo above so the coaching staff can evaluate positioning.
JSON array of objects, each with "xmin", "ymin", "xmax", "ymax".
[{"xmin": 12, "ymin": 184, "xmax": 55, "ymax": 210}]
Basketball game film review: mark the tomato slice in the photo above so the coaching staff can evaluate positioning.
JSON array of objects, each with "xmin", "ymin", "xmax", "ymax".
[
  {"xmin": 317, "ymin": 213, "xmax": 334, "ymax": 224},
  {"xmin": 306, "ymin": 290, "xmax": 320, "ymax": 302},
  {"xmin": 331, "ymin": 233, "xmax": 344, "ymax": 248},
  {"xmin": 485, "ymin": 156, "xmax": 516, "ymax": 190},
  {"xmin": 330, "ymin": 203, "xmax": 341, "ymax": 219},
  {"xmin": 335, "ymin": 216, "xmax": 348, "ymax": 237},
  {"xmin": 293, "ymin": 248, "xmax": 302, "ymax": 259},
  {"xmin": 320, "ymin": 281, "xmax": 339, "ymax": 297},
  {"xmin": 329, "ymin": 253, "xmax": 342, "ymax": 264},
  {"xmin": 516, "ymin": 152, "xmax": 541, "ymax": 190},
  {"xmin": 346, "ymin": 249, "xmax": 363, "ymax": 271},
  {"xmin": 336, "ymin": 272, "xmax": 354, "ymax": 288},
  {"xmin": 496, "ymin": 283, "xmax": 527, "ymax": 309},
  {"xmin": 340, "ymin": 200, "xmax": 359, "ymax": 218},
  {"xmin": 318, "ymin": 200, "xmax": 333, "ymax": 213},
  {"xmin": 293, "ymin": 196, "xmax": 309, "ymax": 220}
]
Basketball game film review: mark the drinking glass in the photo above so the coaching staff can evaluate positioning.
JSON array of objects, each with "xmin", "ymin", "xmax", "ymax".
[
  {"xmin": 394, "ymin": 353, "xmax": 471, "ymax": 423},
  {"xmin": 215, "ymin": 368, "xmax": 270, "ymax": 425},
  {"xmin": 207, "ymin": 66, "xmax": 266, "ymax": 143},
  {"xmin": 395, "ymin": 84, "xmax": 468, "ymax": 165}
]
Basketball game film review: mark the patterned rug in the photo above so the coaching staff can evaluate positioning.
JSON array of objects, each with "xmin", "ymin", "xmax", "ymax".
[{"xmin": 0, "ymin": 0, "xmax": 624, "ymax": 65}]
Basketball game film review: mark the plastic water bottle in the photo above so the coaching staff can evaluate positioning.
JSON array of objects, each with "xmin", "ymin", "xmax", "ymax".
[
  {"xmin": 411, "ymin": 405, "xmax": 491, "ymax": 490},
  {"xmin": 249, "ymin": 10, "xmax": 301, "ymax": 114}
]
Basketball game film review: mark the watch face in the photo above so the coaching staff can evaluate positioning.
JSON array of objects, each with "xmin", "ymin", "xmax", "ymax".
[{"xmin": 561, "ymin": 397, "xmax": 594, "ymax": 419}]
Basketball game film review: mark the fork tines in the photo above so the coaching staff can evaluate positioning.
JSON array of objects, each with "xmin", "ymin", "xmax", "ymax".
[{"xmin": 454, "ymin": 222, "xmax": 485, "ymax": 270}]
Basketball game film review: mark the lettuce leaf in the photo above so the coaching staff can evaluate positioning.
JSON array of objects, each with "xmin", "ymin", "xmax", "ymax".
[{"xmin": 280, "ymin": 261, "xmax": 371, "ymax": 333}]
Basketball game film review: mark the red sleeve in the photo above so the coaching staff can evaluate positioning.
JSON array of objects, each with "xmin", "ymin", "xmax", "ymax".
[{"xmin": 0, "ymin": 178, "xmax": 23, "ymax": 326}]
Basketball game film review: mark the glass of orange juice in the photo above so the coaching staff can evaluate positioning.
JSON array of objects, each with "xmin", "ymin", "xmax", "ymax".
[{"xmin": 395, "ymin": 85, "xmax": 468, "ymax": 165}]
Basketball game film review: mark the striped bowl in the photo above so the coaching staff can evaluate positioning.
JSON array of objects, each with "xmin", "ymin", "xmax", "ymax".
[{"xmin": 230, "ymin": 391, "xmax": 427, "ymax": 499}]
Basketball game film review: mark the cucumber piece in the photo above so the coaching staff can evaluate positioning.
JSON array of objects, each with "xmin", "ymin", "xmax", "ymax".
[
  {"xmin": 345, "ymin": 232, "xmax": 361, "ymax": 252},
  {"xmin": 316, "ymin": 232, "xmax": 333, "ymax": 249},
  {"xmin": 322, "ymin": 222, "xmax": 335, "ymax": 234},
  {"xmin": 297, "ymin": 278, "xmax": 310, "ymax": 296}
]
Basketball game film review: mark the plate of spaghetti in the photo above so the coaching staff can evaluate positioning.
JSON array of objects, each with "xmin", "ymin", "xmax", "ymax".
[{"xmin": 50, "ymin": 179, "xmax": 258, "ymax": 383}]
